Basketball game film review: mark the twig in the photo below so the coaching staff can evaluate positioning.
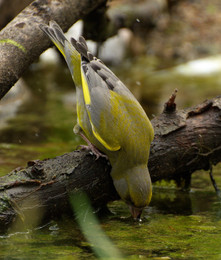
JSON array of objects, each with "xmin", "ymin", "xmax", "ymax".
[{"xmin": 164, "ymin": 88, "xmax": 178, "ymax": 112}]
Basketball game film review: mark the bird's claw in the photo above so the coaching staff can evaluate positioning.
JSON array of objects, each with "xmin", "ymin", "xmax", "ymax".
[{"xmin": 78, "ymin": 144, "xmax": 108, "ymax": 160}]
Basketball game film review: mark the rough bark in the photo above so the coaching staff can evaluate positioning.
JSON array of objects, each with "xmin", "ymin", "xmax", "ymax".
[
  {"xmin": 0, "ymin": 96, "xmax": 221, "ymax": 233},
  {"xmin": 0, "ymin": 150, "xmax": 117, "ymax": 233},
  {"xmin": 0, "ymin": 0, "xmax": 106, "ymax": 99},
  {"xmin": 150, "ymin": 95, "xmax": 221, "ymax": 186}
]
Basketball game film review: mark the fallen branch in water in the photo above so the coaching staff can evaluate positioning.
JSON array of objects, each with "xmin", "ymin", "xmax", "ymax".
[{"xmin": 0, "ymin": 95, "xmax": 221, "ymax": 232}]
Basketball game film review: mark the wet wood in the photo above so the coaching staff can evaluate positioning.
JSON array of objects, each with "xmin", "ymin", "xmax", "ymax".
[
  {"xmin": 0, "ymin": 95, "xmax": 221, "ymax": 232},
  {"xmin": 150, "ymin": 96, "xmax": 221, "ymax": 186}
]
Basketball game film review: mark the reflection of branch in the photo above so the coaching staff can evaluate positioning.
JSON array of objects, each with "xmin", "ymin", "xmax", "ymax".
[
  {"xmin": 0, "ymin": 0, "xmax": 106, "ymax": 99},
  {"xmin": 199, "ymin": 146, "xmax": 221, "ymax": 157},
  {"xmin": 0, "ymin": 96, "xmax": 221, "ymax": 232},
  {"xmin": 209, "ymin": 165, "xmax": 221, "ymax": 197}
]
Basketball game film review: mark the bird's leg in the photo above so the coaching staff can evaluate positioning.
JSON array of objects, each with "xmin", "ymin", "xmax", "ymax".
[
  {"xmin": 79, "ymin": 132, "xmax": 108, "ymax": 160},
  {"xmin": 73, "ymin": 124, "xmax": 108, "ymax": 160}
]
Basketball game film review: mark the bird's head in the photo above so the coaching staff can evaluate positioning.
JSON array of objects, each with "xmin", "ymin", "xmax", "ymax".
[{"xmin": 112, "ymin": 165, "xmax": 152, "ymax": 219}]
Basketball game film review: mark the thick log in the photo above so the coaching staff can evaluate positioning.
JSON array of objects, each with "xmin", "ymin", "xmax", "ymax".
[
  {"xmin": 0, "ymin": 96, "xmax": 221, "ymax": 232},
  {"xmin": 150, "ymin": 95, "xmax": 221, "ymax": 186},
  {"xmin": 0, "ymin": 150, "xmax": 117, "ymax": 233}
]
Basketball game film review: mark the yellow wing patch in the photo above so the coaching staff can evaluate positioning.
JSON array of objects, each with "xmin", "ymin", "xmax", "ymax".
[
  {"xmin": 80, "ymin": 67, "xmax": 120, "ymax": 151},
  {"xmin": 81, "ymin": 68, "xmax": 91, "ymax": 105}
]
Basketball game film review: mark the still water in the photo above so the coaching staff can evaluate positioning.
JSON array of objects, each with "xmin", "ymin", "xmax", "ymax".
[{"xmin": 0, "ymin": 53, "xmax": 221, "ymax": 259}]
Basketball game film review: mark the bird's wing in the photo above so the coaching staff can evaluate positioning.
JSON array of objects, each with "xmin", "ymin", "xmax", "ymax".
[
  {"xmin": 80, "ymin": 58, "xmax": 141, "ymax": 152},
  {"xmin": 40, "ymin": 22, "xmax": 150, "ymax": 152}
]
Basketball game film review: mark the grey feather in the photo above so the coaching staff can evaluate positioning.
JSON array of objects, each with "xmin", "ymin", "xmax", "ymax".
[{"xmin": 40, "ymin": 21, "xmax": 67, "ymax": 48}]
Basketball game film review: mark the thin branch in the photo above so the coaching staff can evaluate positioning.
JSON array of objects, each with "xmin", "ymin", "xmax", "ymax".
[
  {"xmin": 164, "ymin": 88, "xmax": 178, "ymax": 112},
  {"xmin": 209, "ymin": 164, "xmax": 221, "ymax": 197}
]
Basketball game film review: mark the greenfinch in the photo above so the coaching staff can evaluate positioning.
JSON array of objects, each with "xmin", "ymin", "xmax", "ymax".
[{"xmin": 40, "ymin": 21, "xmax": 154, "ymax": 219}]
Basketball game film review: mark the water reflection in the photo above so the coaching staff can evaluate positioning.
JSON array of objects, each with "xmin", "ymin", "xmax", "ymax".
[
  {"xmin": 151, "ymin": 187, "xmax": 221, "ymax": 218},
  {"xmin": 151, "ymin": 188, "xmax": 193, "ymax": 215}
]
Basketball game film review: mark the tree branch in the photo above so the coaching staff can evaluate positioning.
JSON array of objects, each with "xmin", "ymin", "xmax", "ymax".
[
  {"xmin": 150, "ymin": 96, "xmax": 221, "ymax": 189},
  {"xmin": 0, "ymin": 0, "xmax": 106, "ymax": 99}
]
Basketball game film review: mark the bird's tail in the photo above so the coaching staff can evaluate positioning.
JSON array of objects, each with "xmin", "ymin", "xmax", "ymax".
[{"xmin": 39, "ymin": 21, "xmax": 82, "ymax": 87}]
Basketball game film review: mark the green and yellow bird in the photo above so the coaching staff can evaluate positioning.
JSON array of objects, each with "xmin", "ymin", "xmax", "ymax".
[{"xmin": 40, "ymin": 21, "xmax": 154, "ymax": 219}]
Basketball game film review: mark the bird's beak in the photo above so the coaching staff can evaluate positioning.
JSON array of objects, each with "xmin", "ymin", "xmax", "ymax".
[{"xmin": 129, "ymin": 205, "xmax": 143, "ymax": 220}]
